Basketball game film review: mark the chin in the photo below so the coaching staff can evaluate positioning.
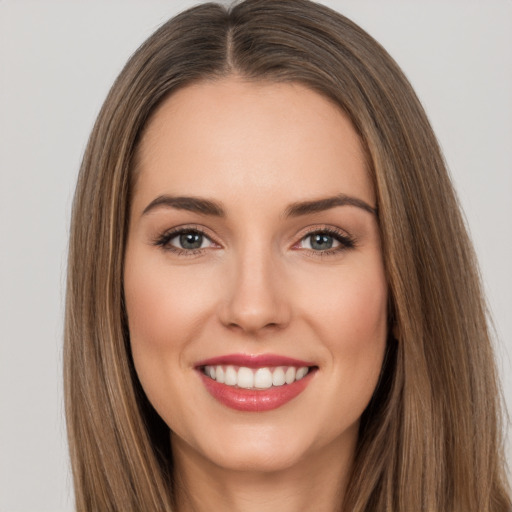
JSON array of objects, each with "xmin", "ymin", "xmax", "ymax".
[
  {"xmin": 173, "ymin": 424, "xmax": 310, "ymax": 474},
  {"xmin": 208, "ymin": 443, "xmax": 304, "ymax": 474}
]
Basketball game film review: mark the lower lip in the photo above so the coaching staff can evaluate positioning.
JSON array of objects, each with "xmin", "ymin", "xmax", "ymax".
[{"xmin": 199, "ymin": 370, "xmax": 315, "ymax": 412}]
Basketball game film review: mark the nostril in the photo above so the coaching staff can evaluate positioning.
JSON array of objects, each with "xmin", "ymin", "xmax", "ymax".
[{"xmin": 220, "ymin": 301, "xmax": 290, "ymax": 333}]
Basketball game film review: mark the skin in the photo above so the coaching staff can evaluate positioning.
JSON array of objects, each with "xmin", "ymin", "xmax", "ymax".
[{"xmin": 124, "ymin": 78, "xmax": 388, "ymax": 512}]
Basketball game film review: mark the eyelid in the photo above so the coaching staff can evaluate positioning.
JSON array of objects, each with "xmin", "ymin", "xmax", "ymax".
[
  {"xmin": 152, "ymin": 223, "xmax": 356, "ymax": 256},
  {"xmin": 291, "ymin": 225, "xmax": 356, "ymax": 254},
  {"xmin": 152, "ymin": 224, "xmax": 221, "ymax": 253}
]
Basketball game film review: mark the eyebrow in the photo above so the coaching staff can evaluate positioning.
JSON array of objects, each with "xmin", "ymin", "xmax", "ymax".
[
  {"xmin": 284, "ymin": 194, "xmax": 377, "ymax": 217},
  {"xmin": 142, "ymin": 195, "xmax": 225, "ymax": 217},
  {"xmin": 141, "ymin": 193, "xmax": 377, "ymax": 218}
]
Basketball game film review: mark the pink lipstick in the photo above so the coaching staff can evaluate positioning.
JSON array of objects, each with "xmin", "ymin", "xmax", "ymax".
[{"xmin": 196, "ymin": 354, "xmax": 316, "ymax": 412}]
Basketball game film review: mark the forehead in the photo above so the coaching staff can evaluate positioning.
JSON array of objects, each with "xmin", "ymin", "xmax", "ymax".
[{"xmin": 133, "ymin": 78, "xmax": 374, "ymax": 213}]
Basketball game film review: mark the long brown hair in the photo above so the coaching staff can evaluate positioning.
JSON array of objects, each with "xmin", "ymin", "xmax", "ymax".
[{"xmin": 65, "ymin": 1, "xmax": 511, "ymax": 510}]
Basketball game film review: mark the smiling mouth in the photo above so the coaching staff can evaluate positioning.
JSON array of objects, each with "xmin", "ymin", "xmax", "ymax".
[
  {"xmin": 196, "ymin": 355, "xmax": 318, "ymax": 412},
  {"xmin": 201, "ymin": 364, "xmax": 313, "ymax": 390}
]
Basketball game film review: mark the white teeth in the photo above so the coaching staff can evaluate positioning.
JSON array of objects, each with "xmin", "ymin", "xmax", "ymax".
[
  {"xmin": 272, "ymin": 367, "xmax": 286, "ymax": 386},
  {"xmin": 225, "ymin": 366, "xmax": 237, "ymax": 386},
  {"xmin": 216, "ymin": 366, "xmax": 225, "ymax": 384},
  {"xmin": 296, "ymin": 366, "xmax": 308, "ymax": 380},
  {"xmin": 254, "ymin": 368, "xmax": 273, "ymax": 389},
  {"xmin": 285, "ymin": 367, "xmax": 296, "ymax": 384},
  {"xmin": 203, "ymin": 364, "xmax": 311, "ymax": 389},
  {"xmin": 237, "ymin": 367, "xmax": 254, "ymax": 389}
]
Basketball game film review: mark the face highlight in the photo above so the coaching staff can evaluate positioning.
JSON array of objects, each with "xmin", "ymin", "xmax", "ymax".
[{"xmin": 124, "ymin": 78, "xmax": 388, "ymax": 475}]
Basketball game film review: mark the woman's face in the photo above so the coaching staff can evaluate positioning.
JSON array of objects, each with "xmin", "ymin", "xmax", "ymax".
[{"xmin": 124, "ymin": 78, "xmax": 388, "ymax": 473}]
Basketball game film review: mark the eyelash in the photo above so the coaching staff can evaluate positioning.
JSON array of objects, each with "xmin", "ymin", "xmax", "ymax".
[
  {"xmin": 152, "ymin": 225, "xmax": 356, "ymax": 256},
  {"xmin": 153, "ymin": 226, "xmax": 216, "ymax": 256},
  {"xmin": 295, "ymin": 227, "xmax": 356, "ymax": 257}
]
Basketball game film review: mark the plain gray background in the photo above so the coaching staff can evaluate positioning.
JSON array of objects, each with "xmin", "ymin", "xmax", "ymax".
[{"xmin": 1, "ymin": 1, "xmax": 511, "ymax": 510}]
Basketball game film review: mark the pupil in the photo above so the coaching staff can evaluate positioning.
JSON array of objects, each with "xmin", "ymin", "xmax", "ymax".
[
  {"xmin": 311, "ymin": 234, "xmax": 333, "ymax": 250},
  {"xmin": 180, "ymin": 232, "xmax": 202, "ymax": 250}
]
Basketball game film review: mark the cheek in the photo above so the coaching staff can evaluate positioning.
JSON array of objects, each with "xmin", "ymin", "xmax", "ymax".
[
  {"xmin": 300, "ymin": 258, "xmax": 388, "ymax": 401},
  {"xmin": 124, "ymin": 251, "xmax": 215, "ymax": 353},
  {"xmin": 124, "ymin": 270, "xmax": 178, "ymax": 356},
  {"xmin": 123, "ymin": 250, "xmax": 215, "ymax": 426},
  {"xmin": 337, "ymin": 276, "xmax": 387, "ymax": 368},
  {"xmin": 124, "ymin": 250, "xmax": 188, "ymax": 377},
  {"xmin": 303, "ymin": 258, "xmax": 388, "ymax": 342}
]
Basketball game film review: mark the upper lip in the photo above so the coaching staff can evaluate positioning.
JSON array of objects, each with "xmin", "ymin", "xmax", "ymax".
[{"xmin": 195, "ymin": 353, "xmax": 315, "ymax": 369}]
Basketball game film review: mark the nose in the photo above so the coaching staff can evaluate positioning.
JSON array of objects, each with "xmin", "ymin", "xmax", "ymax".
[{"xmin": 217, "ymin": 246, "xmax": 291, "ymax": 334}]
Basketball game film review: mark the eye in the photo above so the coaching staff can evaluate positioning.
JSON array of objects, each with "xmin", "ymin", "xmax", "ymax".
[
  {"xmin": 154, "ymin": 228, "xmax": 217, "ymax": 253},
  {"xmin": 295, "ymin": 228, "xmax": 355, "ymax": 253},
  {"xmin": 172, "ymin": 231, "xmax": 210, "ymax": 250},
  {"xmin": 301, "ymin": 232, "xmax": 339, "ymax": 251}
]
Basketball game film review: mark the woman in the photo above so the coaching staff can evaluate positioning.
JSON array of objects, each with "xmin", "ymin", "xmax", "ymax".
[{"xmin": 64, "ymin": 0, "xmax": 511, "ymax": 510}]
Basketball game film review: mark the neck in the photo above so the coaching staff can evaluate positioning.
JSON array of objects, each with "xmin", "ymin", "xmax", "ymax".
[{"xmin": 171, "ymin": 429, "xmax": 356, "ymax": 512}]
